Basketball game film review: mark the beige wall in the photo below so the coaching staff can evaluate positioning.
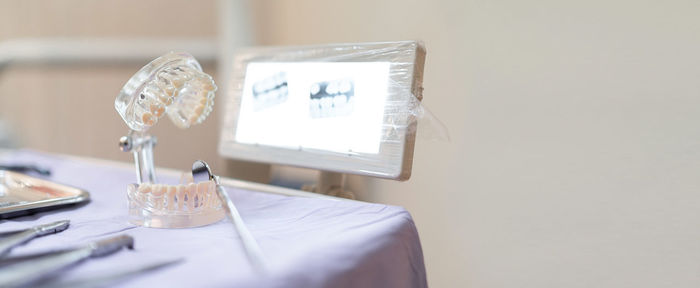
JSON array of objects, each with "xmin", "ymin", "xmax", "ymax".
[
  {"xmin": 2, "ymin": 0, "xmax": 700, "ymax": 287},
  {"xmin": 0, "ymin": 0, "xmax": 233, "ymax": 174},
  {"xmin": 255, "ymin": 1, "xmax": 700, "ymax": 287}
]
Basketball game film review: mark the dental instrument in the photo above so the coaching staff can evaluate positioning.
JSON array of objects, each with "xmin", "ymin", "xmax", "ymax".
[
  {"xmin": 0, "ymin": 220, "xmax": 70, "ymax": 258},
  {"xmin": 192, "ymin": 160, "xmax": 267, "ymax": 273},
  {"xmin": 0, "ymin": 234, "xmax": 134, "ymax": 288}
]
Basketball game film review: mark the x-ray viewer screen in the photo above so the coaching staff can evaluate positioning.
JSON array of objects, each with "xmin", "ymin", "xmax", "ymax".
[{"xmin": 235, "ymin": 62, "xmax": 390, "ymax": 154}]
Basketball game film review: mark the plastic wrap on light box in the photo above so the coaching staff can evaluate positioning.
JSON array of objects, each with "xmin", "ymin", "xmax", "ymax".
[{"xmin": 219, "ymin": 41, "xmax": 426, "ymax": 181}]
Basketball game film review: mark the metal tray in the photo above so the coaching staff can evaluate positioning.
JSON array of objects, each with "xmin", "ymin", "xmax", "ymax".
[{"xmin": 0, "ymin": 170, "xmax": 90, "ymax": 217}]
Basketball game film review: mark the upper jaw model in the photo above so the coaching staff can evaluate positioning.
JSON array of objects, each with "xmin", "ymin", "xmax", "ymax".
[
  {"xmin": 115, "ymin": 51, "xmax": 217, "ymax": 132},
  {"xmin": 115, "ymin": 52, "xmax": 217, "ymax": 185}
]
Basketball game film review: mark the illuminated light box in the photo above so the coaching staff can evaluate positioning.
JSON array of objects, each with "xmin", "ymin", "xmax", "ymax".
[{"xmin": 219, "ymin": 41, "xmax": 426, "ymax": 180}]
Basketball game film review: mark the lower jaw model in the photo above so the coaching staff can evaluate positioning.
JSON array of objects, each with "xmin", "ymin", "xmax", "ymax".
[{"xmin": 127, "ymin": 176, "xmax": 224, "ymax": 228}]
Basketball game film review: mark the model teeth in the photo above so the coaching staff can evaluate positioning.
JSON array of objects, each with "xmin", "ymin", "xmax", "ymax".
[
  {"xmin": 149, "ymin": 104, "xmax": 164, "ymax": 117},
  {"xmin": 174, "ymin": 185, "xmax": 184, "ymax": 211},
  {"xmin": 129, "ymin": 180, "xmax": 220, "ymax": 214},
  {"xmin": 138, "ymin": 184, "xmax": 151, "ymax": 194},
  {"xmin": 126, "ymin": 64, "xmax": 216, "ymax": 130},
  {"xmin": 141, "ymin": 112, "xmax": 155, "ymax": 126},
  {"xmin": 157, "ymin": 78, "xmax": 176, "ymax": 98},
  {"xmin": 180, "ymin": 172, "xmax": 194, "ymax": 184},
  {"xmin": 157, "ymin": 68, "xmax": 189, "ymax": 88},
  {"xmin": 184, "ymin": 184, "xmax": 194, "ymax": 210}
]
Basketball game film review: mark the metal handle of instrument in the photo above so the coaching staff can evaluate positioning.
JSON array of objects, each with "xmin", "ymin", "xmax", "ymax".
[
  {"xmin": 0, "ymin": 234, "xmax": 134, "ymax": 287},
  {"xmin": 0, "ymin": 220, "xmax": 70, "ymax": 258}
]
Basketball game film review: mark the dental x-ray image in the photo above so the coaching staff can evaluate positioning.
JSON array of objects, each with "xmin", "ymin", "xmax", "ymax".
[
  {"xmin": 252, "ymin": 72, "xmax": 289, "ymax": 111},
  {"xmin": 236, "ymin": 62, "xmax": 390, "ymax": 154},
  {"xmin": 309, "ymin": 79, "xmax": 355, "ymax": 118}
]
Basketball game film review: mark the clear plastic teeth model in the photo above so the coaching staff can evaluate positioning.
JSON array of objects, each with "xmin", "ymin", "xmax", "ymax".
[
  {"xmin": 115, "ymin": 52, "xmax": 222, "ymax": 228},
  {"xmin": 115, "ymin": 52, "xmax": 217, "ymax": 132},
  {"xmin": 127, "ymin": 176, "xmax": 224, "ymax": 228}
]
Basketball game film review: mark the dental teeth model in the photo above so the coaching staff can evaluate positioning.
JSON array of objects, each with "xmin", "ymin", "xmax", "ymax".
[
  {"xmin": 309, "ymin": 79, "xmax": 354, "ymax": 118},
  {"xmin": 127, "ymin": 176, "xmax": 224, "ymax": 228},
  {"xmin": 115, "ymin": 52, "xmax": 216, "ymax": 132},
  {"xmin": 115, "ymin": 52, "xmax": 221, "ymax": 228}
]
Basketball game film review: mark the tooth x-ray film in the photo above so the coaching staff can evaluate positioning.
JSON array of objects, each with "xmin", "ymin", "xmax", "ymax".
[
  {"xmin": 219, "ymin": 41, "xmax": 426, "ymax": 180},
  {"xmin": 236, "ymin": 62, "xmax": 390, "ymax": 154}
]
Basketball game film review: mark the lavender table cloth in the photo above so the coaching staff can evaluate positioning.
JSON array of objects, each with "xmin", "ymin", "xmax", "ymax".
[{"xmin": 0, "ymin": 151, "xmax": 426, "ymax": 288}]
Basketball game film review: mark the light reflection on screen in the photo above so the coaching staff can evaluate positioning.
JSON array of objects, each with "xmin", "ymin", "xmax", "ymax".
[{"xmin": 235, "ymin": 62, "xmax": 390, "ymax": 154}]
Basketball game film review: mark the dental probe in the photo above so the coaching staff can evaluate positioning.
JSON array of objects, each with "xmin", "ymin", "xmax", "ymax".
[{"xmin": 192, "ymin": 160, "xmax": 267, "ymax": 273}]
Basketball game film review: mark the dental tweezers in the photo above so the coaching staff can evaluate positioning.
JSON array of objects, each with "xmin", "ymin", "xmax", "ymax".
[{"xmin": 0, "ymin": 220, "xmax": 70, "ymax": 258}]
